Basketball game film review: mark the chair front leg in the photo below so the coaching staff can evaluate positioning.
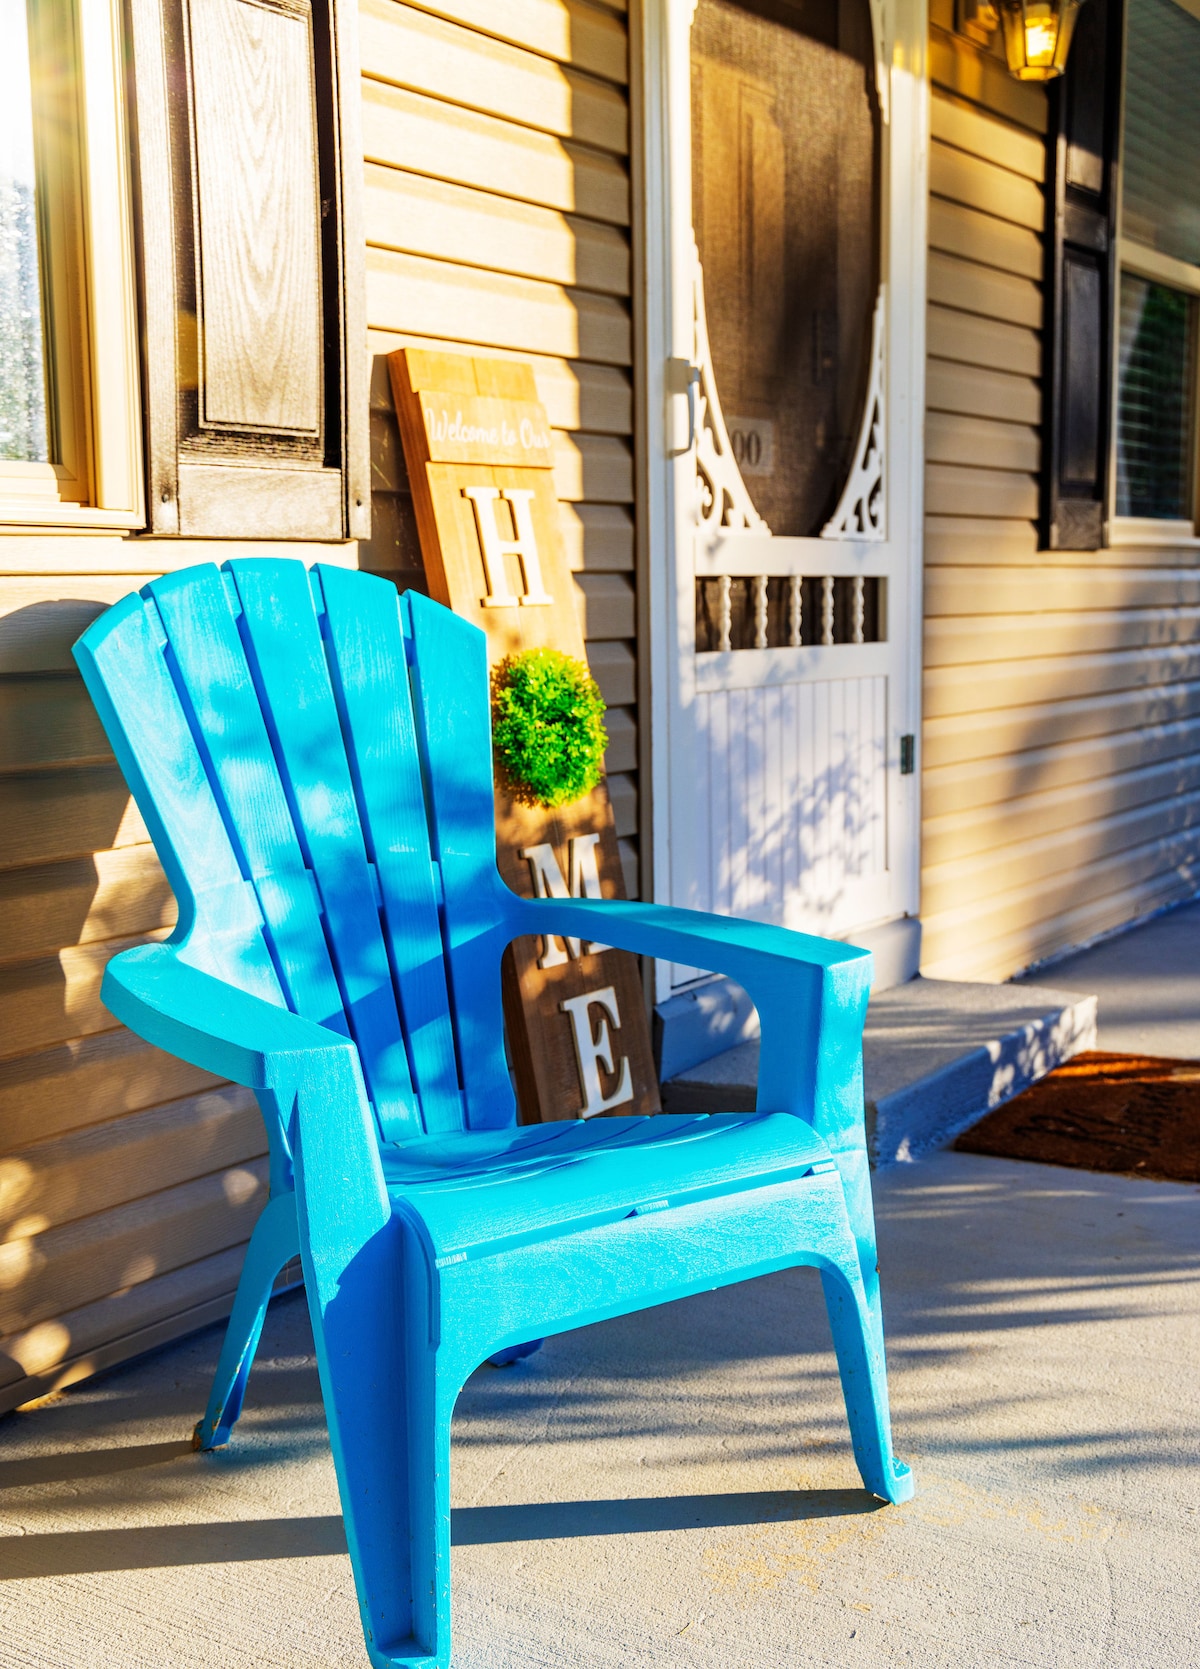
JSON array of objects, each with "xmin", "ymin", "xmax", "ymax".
[
  {"xmin": 819, "ymin": 1262, "xmax": 913, "ymax": 1505},
  {"xmin": 305, "ymin": 1234, "xmax": 466, "ymax": 1669},
  {"xmin": 194, "ymin": 1190, "xmax": 300, "ymax": 1450}
]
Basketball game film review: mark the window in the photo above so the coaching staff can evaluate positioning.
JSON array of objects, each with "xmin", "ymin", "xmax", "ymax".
[
  {"xmin": 1116, "ymin": 272, "xmax": 1195, "ymax": 518},
  {"xmin": 0, "ymin": 0, "xmax": 141, "ymax": 528},
  {"xmin": 1114, "ymin": 0, "xmax": 1200, "ymax": 530},
  {"xmin": 0, "ymin": 0, "xmax": 49, "ymax": 466}
]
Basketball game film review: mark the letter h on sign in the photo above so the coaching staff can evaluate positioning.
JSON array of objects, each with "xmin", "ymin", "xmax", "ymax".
[{"xmin": 463, "ymin": 486, "xmax": 553, "ymax": 609}]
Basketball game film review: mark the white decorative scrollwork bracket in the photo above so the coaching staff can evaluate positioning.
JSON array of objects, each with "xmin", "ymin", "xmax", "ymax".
[
  {"xmin": 691, "ymin": 246, "xmax": 768, "ymax": 537},
  {"xmin": 820, "ymin": 287, "xmax": 886, "ymax": 542}
]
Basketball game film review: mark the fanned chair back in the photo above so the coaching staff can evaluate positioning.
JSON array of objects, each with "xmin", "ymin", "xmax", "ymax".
[{"xmin": 75, "ymin": 558, "xmax": 516, "ymax": 1160}]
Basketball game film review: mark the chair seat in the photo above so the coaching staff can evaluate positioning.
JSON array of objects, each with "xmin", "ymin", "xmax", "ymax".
[{"xmin": 381, "ymin": 1111, "xmax": 836, "ymax": 1265}]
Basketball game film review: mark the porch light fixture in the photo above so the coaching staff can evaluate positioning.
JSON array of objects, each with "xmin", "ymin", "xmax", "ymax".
[{"xmin": 956, "ymin": 0, "xmax": 1088, "ymax": 79}]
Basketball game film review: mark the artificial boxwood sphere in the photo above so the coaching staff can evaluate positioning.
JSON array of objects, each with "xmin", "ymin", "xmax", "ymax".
[{"xmin": 491, "ymin": 647, "xmax": 608, "ymax": 808}]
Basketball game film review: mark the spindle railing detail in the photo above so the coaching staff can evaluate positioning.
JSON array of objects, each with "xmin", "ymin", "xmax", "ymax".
[{"xmin": 694, "ymin": 573, "xmax": 883, "ymax": 654}]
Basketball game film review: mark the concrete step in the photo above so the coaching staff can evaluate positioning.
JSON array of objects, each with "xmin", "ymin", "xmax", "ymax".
[{"xmin": 661, "ymin": 976, "xmax": 1098, "ymax": 1164}]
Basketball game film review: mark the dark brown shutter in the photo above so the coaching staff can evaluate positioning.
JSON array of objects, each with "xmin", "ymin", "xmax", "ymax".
[
  {"xmin": 1041, "ymin": 0, "xmax": 1124, "ymax": 551},
  {"xmin": 126, "ymin": 0, "xmax": 369, "ymax": 540}
]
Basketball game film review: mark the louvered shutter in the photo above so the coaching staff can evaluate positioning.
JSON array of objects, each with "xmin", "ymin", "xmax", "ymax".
[
  {"xmin": 1041, "ymin": 0, "xmax": 1124, "ymax": 551},
  {"xmin": 126, "ymin": 0, "xmax": 369, "ymax": 540}
]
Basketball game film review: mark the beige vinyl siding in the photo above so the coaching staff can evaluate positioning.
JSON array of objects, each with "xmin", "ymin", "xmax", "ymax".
[
  {"xmin": 0, "ymin": 0, "xmax": 636, "ymax": 1409},
  {"xmin": 358, "ymin": 0, "xmax": 640, "ymax": 893},
  {"xmin": 0, "ymin": 549, "xmax": 364, "ymax": 1412},
  {"xmin": 920, "ymin": 3, "xmax": 1200, "ymax": 980}
]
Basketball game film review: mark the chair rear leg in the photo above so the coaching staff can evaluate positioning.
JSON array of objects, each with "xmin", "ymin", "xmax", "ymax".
[
  {"xmin": 820, "ymin": 1264, "xmax": 914, "ymax": 1504},
  {"xmin": 193, "ymin": 1192, "xmax": 300, "ymax": 1451}
]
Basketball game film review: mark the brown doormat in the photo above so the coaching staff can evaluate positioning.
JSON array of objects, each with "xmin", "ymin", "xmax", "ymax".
[{"xmin": 954, "ymin": 1051, "xmax": 1200, "ymax": 1183}]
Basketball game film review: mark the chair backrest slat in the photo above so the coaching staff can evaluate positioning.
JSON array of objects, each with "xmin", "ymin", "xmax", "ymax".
[
  {"xmin": 148, "ymin": 567, "xmax": 351, "ymax": 1043},
  {"xmin": 405, "ymin": 591, "xmax": 515, "ymax": 1129},
  {"xmin": 74, "ymin": 588, "xmax": 285, "ymax": 1009},
  {"xmin": 222, "ymin": 560, "xmax": 419, "ymax": 1143},
  {"xmin": 316, "ymin": 564, "xmax": 463, "ymax": 1134}
]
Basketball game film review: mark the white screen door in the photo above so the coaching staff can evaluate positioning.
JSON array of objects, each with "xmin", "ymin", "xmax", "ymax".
[{"xmin": 642, "ymin": 0, "xmax": 928, "ymax": 1002}]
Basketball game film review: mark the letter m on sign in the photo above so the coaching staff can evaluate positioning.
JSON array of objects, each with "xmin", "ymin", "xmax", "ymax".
[{"xmin": 520, "ymin": 834, "xmax": 611, "ymax": 968}]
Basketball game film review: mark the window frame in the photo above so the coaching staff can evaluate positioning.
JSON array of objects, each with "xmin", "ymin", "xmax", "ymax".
[
  {"xmin": 0, "ymin": 0, "xmax": 143, "ymax": 530},
  {"xmin": 1109, "ymin": 0, "xmax": 1200, "ymax": 540}
]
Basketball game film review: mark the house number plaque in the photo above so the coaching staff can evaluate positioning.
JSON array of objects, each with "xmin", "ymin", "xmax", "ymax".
[{"xmin": 389, "ymin": 347, "xmax": 660, "ymax": 1123}]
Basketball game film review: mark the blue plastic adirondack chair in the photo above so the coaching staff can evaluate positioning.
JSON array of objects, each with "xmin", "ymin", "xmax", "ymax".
[{"xmin": 74, "ymin": 559, "xmax": 911, "ymax": 1669}]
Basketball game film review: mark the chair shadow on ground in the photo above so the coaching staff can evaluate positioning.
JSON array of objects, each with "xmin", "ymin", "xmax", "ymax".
[
  {"xmin": 0, "ymin": 1486, "xmax": 882, "ymax": 1579},
  {"xmin": 0, "ymin": 1440, "xmax": 194, "ymax": 1491}
]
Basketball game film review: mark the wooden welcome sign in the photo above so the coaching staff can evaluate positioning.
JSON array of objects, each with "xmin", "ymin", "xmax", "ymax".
[{"xmin": 389, "ymin": 348, "xmax": 660, "ymax": 1123}]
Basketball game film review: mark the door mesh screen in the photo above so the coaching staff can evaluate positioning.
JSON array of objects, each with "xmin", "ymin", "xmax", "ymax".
[{"xmin": 691, "ymin": 0, "xmax": 880, "ymax": 535}]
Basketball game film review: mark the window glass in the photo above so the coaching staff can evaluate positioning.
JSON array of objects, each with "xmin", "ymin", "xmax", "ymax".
[
  {"xmin": 0, "ymin": 0, "xmax": 49, "ymax": 463},
  {"xmin": 1122, "ymin": 0, "xmax": 1200, "ymax": 269},
  {"xmin": 1115, "ymin": 272, "xmax": 1195, "ymax": 518},
  {"xmin": 691, "ymin": 0, "xmax": 879, "ymax": 536}
]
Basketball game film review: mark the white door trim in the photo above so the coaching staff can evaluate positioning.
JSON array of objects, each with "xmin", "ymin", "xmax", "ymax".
[{"xmin": 638, "ymin": 0, "xmax": 930, "ymax": 1006}]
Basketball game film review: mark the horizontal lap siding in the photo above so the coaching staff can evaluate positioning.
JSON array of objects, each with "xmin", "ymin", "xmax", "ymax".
[
  {"xmin": 0, "ymin": 569, "xmax": 301, "ymax": 1413},
  {"xmin": 921, "ymin": 6, "xmax": 1200, "ymax": 980},
  {"xmin": 359, "ymin": 0, "xmax": 640, "ymax": 891}
]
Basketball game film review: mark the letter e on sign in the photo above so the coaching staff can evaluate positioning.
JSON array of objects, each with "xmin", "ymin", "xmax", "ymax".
[{"xmin": 559, "ymin": 985, "xmax": 633, "ymax": 1117}]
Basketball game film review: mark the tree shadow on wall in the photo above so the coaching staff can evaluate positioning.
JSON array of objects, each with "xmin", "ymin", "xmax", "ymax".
[{"xmin": 694, "ymin": 685, "xmax": 887, "ymax": 934}]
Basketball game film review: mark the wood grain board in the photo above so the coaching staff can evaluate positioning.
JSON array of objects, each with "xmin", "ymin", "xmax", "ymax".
[
  {"xmin": 0, "ymin": 1085, "xmax": 263, "ymax": 1241},
  {"xmin": 365, "ymin": 249, "xmax": 632, "ymax": 363},
  {"xmin": 190, "ymin": 0, "xmax": 323, "ymax": 433},
  {"xmin": 126, "ymin": 0, "xmax": 368, "ymax": 537},
  {"xmin": 389, "ymin": 346, "xmax": 658, "ymax": 1122},
  {"xmin": 368, "ymin": 339, "xmax": 635, "ymax": 436},
  {"xmin": 0, "ymin": 1242, "xmax": 250, "ymax": 1400},
  {"xmin": 0, "ymin": 1156, "xmax": 269, "ymax": 1338},
  {"xmin": 363, "ymin": 165, "xmax": 631, "ymax": 294},
  {"xmin": 397, "ymin": 0, "xmax": 629, "ymax": 80}
]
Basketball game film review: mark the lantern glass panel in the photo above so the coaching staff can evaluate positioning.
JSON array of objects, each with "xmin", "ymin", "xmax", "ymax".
[{"xmin": 998, "ymin": 0, "xmax": 1083, "ymax": 79}]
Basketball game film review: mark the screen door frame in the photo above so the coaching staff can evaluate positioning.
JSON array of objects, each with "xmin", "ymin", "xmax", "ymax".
[{"xmin": 635, "ymin": 0, "xmax": 931, "ymax": 1007}]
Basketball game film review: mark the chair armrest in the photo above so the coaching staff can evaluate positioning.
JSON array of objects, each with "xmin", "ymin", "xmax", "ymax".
[
  {"xmin": 509, "ymin": 895, "xmax": 866, "ymax": 984},
  {"xmin": 103, "ymin": 942, "xmax": 355, "ymax": 1092},
  {"xmin": 506, "ymin": 894, "xmax": 871, "ymax": 1151},
  {"xmin": 507, "ymin": 892, "xmax": 881, "ymax": 1277},
  {"xmin": 106, "ymin": 945, "xmax": 402, "ymax": 1543},
  {"xmin": 104, "ymin": 942, "xmax": 391, "ymax": 1269}
]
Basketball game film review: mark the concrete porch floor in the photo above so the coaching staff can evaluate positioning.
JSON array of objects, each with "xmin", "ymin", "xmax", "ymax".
[
  {"xmin": 0, "ymin": 1148, "xmax": 1196, "ymax": 1669},
  {"xmin": 1018, "ymin": 898, "xmax": 1200, "ymax": 1060}
]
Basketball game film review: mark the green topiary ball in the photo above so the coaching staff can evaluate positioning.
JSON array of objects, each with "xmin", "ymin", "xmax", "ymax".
[{"xmin": 491, "ymin": 647, "xmax": 608, "ymax": 808}]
